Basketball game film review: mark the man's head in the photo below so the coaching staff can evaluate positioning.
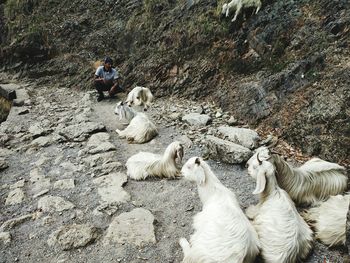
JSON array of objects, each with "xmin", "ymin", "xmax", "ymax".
[{"xmin": 104, "ymin": 56, "xmax": 113, "ymax": 70}]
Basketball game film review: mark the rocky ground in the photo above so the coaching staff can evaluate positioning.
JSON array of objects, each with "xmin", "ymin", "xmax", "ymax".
[{"xmin": 0, "ymin": 80, "xmax": 349, "ymax": 262}]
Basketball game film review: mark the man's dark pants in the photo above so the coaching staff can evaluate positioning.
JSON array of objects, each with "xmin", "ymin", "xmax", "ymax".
[{"xmin": 95, "ymin": 81, "xmax": 124, "ymax": 98}]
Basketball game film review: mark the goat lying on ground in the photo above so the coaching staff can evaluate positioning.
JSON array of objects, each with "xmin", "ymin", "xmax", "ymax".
[
  {"xmin": 125, "ymin": 86, "xmax": 154, "ymax": 111},
  {"xmin": 180, "ymin": 156, "xmax": 260, "ymax": 263},
  {"xmin": 115, "ymin": 106, "xmax": 158, "ymax": 144},
  {"xmin": 253, "ymin": 147, "xmax": 348, "ymax": 205},
  {"xmin": 302, "ymin": 194, "xmax": 350, "ymax": 247},
  {"xmin": 222, "ymin": 0, "xmax": 262, "ymax": 22},
  {"xmin": 246, "ymin": 151, "xmax": 313, "ymax": 263},
  {"xmin": 126, "ymin": 141, "xmax": 183, "ymax": 180},
  {"xmin": 114, "ymin": 101, "xmax": 136, "ymax": 125}
]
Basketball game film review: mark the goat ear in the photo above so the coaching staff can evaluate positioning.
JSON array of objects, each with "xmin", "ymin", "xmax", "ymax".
[
  {"xmin": 177, "ymin": 145, "xmax": 184, "ymax": 162},
  {"xmin": 195, "ymin": 157, "xmax": 200, "ymax": 165},
  {"xmin": 253, "ymin": 169, "xmax": 266, "ymax": 195},
  {"xmin": 120, "ymin": 101, "xmax": 124, "ymax": 105}
]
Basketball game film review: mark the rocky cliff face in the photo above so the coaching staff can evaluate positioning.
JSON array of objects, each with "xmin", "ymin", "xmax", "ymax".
[{"xmin": 0, "ymin": 0, "xmax": 349, "ymax": 164}]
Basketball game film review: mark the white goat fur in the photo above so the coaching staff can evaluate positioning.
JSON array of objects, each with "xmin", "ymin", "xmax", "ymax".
[
  {"xmin": 180, "ymin": 157, "xmax": 260, "ymax": 263},
  {"xmin": 246, "ymin": 152, "xmax": 313, "ymax": 263},
  {"xmin": 114, "ymin": 101, "xmax": 136, "ymax": 125},
  {"xmin": 125, "ymin": 86, "xmax": 154, "ymax": 111},
  {"xmin": 302, "ymin": 194, "xmax": 350, "ymax": 247},
  {"xmin": 222, "ymin": 0, "xmax": 262, "ymax": 22},
  {"xmin": 253, "ymin": 147, "xmax": 348, "ymax": 205},
  {"xmin": 126, "ymin": 141, "xmax": 184, "ymax": 180},
  {"xmin": 115, "ymin": 111, "xmax": 158, "ymax": 144}
]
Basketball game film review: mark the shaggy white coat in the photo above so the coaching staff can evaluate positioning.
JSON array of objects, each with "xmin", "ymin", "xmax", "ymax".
[
  {"xmin": 114, "ymin": 101, "xmax": 136, "ymax": 125},
  {"xmin": 180, "ymin": 157, "xmax": 260, "ymax": 263},
  {"xmin": 126, "ymin": 141, "xmax": 184, "ymax": 180},
  {"xmin": 302, "ymin": 194, "xmax": 350, "ymax": 247},
  {"xmin": 253, "ymin": 147, "xmax": 348, "ymax": 205},
  {"xmin": 246, "ymin": 153, "xmax": 313, "ymax": 263},
  {"xmin": 222, "ymin": 0, "xmax": 262, "ymax": 22},
  {"xmin": 115, "ymin": 111, "xmax": 158, "ymax": 144},
  {"xmin": 125, "ymin": 86, "xmax": 154, "ymax": 111}
]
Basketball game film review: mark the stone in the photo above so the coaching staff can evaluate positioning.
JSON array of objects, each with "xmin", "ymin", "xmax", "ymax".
[
  {"xmin": 0, "ymin": 158, "xmax": 9, "ymax": 171},
  {"xmin": 182, "ymin": 113, "xmax": 211, "ymax": 126},
  {"xmin": 59, "ymin": 121, "xmax": 106, "ymax": 141},
  {"xmin": 104, "ymin": 208, "xmax": 156, "ymax": 247},
  {"xmin": 84, "ymin": 151, "xmax": 120, "ymax": 168},
  {"xmin": 86, "ymin": 132, "xmax": 116, "ymax": 154},
  {"xmin": 48, "ymin": 224, "xmax": 99, "ymax": 250},
  {"xmin": 0, "ymin": 214, "xmax": 33, "ymax": 231},
  {"xmin": 217, "ymin": 126, "xmax": 260, "ymax": 149},
  {"xmin": 30, "ymin": 136, "xmax": 52, "ymax": 147},
  {"xmin": 53, "ymin": 179, "xmax": 75, "ymax": 189},
  {"xmin": 28, "ymin": 123, "xmax": 50, "ymax": 138},
  {"xmin": 205, "ymin": 135, "xmax": 252, "ymax": 164},
  {"xmin": 93, "ymin": 173, "xmax": 130, "ymax": 205},
  {"xmin": 0, "ymin": 232, "xmax": 11, "ymax": 245},
  {"xmin": 38, "ymin": 195, "xmax": 75, "ymax": 213},
  {"xmin": 227, "ymin": 116, "xmax": 238, "ymax": 126},
  {"xmin": 10, "ymin": 179, "xmax": 25, "ymax": 189},
  {"xmin": 29, "ymin": 168, "xmax": 51, "ymax": 195},
  {"xmin": 5, "ymin": 188, "xmax": 25, "ymax": 205}
]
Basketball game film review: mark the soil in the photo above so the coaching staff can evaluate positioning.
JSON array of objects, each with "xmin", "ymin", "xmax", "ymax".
[{"xmin": 0, "ymin": 82, "xmax": 349, "ymax": 262}]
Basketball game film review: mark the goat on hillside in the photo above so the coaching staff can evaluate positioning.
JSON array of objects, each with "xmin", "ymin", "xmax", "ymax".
[
  {"xmin": 253, "ymin": 147, "xmax": 348, "ymax": 205},
  {"xmin": 180, "ymin": 156, "xmax": 260, "ymax": 263},
  {"xmin": 115, "ymin": 105, "xmax": 158, "ymax": 144},
  {"xmin": 246, "ymin": 151, "xmax": 313, "ymax": 263},
  {"xmin": 222, "ymin": 0, "xmax": 262, "ymax": 22},
  {"xmin": 126, "ymin": 141, "xmax": 184, "ymax": 180},
  {"xmin": 114, "ymin": 101, "xmax": 136, "ymax": 125},
  {"xmin": 125, "ymin": 86, "xmax": 154, "ymax": 111},
  {"xmin": 302, "ymin": 194, "xmax": 350, "ymax": 247}
]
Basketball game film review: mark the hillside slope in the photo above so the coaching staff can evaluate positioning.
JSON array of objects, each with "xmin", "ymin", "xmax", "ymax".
[{"xmin": 0, "ymin": 0, "xmax": 349, "ymax": 163}]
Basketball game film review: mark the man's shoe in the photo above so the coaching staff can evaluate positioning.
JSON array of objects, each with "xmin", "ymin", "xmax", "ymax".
[
  {"xmin": 108, "ymin": 91, "xmax": 116, "ymax": 98},
  {"xmin": 97, "ymin": 94, "xmax": 104, "ymax": 102}
]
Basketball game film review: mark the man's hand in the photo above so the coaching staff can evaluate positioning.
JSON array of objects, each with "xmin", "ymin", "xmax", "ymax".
[{"xmin": 95, "ymin": 77, "xmax": 104, "ymax": 82}]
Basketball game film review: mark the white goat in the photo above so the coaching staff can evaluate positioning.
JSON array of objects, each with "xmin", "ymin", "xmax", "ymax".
[
  {"xmin": 126, "ymin": 141, "xmax": 184, "ymax": 180},
  {"xmin": 114, "ymin": 101, "xmax": 136, "ymax": 125},
  {"xmin": 125, "ymin": 86, "xmax": 154, "ymax": 111},
  {"xmin": 253, "ymin": 147, "xmax": 348, "ymax": 205},
  {"xmin": 115, "ymin": 109, "xmax": 158, "ymax": 144},
  {"xmin": 222, "ymin": 0, "xmax": 262, "ymax": 22},
  {"xmin": 180, "ymin": 157, "xmax": 260, "ymax": 263},
  {"xmin": 302, "ymin": 194, "xmax": 350, "ymax": 247},
  {"xmin": 246, "ymin": 151, "xmax": 313, "ymax": 263}
]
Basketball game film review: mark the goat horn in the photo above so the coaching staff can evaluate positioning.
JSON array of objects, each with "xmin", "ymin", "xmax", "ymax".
[
  {"xmin": 257, "ymin": 153, "xmax": 262, "ymax": 165},
  {"xmin": 195, "ymin": 157, "xmax": 200, "ymax": 165}
]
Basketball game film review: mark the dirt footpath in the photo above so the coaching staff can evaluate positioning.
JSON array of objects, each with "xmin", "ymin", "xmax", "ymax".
[{"xmin": 0, "ymin": 84, "xmax": 348, "ymax": 263}]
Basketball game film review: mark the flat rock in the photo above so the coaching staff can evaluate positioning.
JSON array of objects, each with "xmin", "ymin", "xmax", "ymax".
[
  {"xmin": 29, "ymin": 168, "xmax": 51, "ymax": 195},
  {"xmin": 205, "ymin": 135, "xmax": 252, "ymax": 164},
  {"xmin": 59, "ymin": 121, "xmax": 106, "ymax": 141},
  {"xmin": 28, "ymin": 123, "xmax": 50, "ymax": 138},
  {"xmin": 48, "ymin": 224, "xmax": 99, "ymax": 250},
  {"xmin": 0, "ymin": 158, "xmax": 9, "ymax": 170},
  {"xmin": 93, "ymin": 173, "xmax": 130, "ymax": 205},
  {"xmin": 182, "ymin": 113, "xmax": 211, "ymax": 126},
  {"xmin": 0, "ymin": 214, "xmax": 34, "ymax": 231},
  {"xmin": 86, "ymin": 132, "xmax": 116, "ymax": 154},
  {"xmin": 104, "ymin": 208, "xmax": 156, "ymax": 247},
  {"xmin": 5, "ymin": 188, "xmax": 25, "ymax": 205},
  {"xmin": 30, "ymin": 136, "xmax": 52, "ymax": 147},
  {"xmin": 217, "ymin": 126, "xmax": 260, "ymax": 149},
  {"xmin": 38, "ymin": 195, "xmax": 75, "ymax": 212},
  {"xmin": 53, "ymin": 179, "xmax": 75, "ymax": 189},
  {"xmin": 0, "ymin": 232, "xmax": 11, "ymax": 245},
  {"xmin": 9, "ymin": 179, "xmax": 25, "ymax": 189}
]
